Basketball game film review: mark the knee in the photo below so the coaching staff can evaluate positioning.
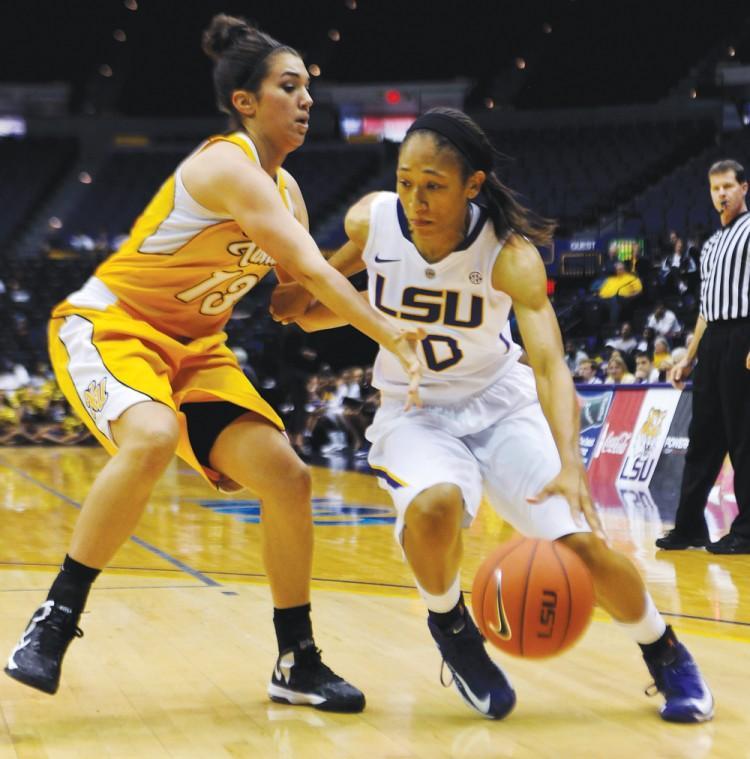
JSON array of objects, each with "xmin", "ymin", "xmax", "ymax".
[
  {"xmin": 558, "ymin": 532, "xmax": 608, "ymax": 571},
  {"xmin": 286, "ymin": 459, "xmax": 312, "ymax": 500},
  {"xmin": 264, "ymin": 455, "xmax": 312, "ymax": 503},
  {"xmin": 120, "ymin": 419, "xmax": 180, "ymax": 471},
  {"xmin": 405, "ymin": 484, "xmax": 464, "ymax": 545}
]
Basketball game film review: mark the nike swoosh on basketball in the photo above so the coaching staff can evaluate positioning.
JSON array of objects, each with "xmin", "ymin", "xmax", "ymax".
[
  {"xmin": 374, "ymin": 254, "xmax": 400, "ymax": 263},
  {"xmin": 452, "ymin": 671, "xmax": 492, "ymax": 714},
  {"xmin": 493, "ymin": 569, "xmax": 512, "ymax": 640}
]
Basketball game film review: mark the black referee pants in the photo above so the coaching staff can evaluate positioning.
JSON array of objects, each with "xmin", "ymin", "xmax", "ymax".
[{"xmin": 674, "ymin": 320, "xmax": 750, "ymax": 539}]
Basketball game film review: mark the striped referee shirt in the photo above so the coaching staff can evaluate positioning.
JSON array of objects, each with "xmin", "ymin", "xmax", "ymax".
[{"xmin": 699, "ymin": 211, "xmax": 750, "ymax": 322}]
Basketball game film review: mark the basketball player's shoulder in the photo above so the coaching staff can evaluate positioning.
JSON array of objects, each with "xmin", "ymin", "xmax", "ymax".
[
  {"xmin": 344, "ymin": 192, "xmax": 391, "ymax": 248},
  {"xmin": 491, "ymin": 233, "xmax": 546, "ymax": 294},
  {"xmin": 183, "ymin": 137, "xmax": 256, "ymax": 192}
]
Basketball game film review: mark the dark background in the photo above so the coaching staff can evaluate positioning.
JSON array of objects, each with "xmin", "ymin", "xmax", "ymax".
[{"xmin": 2, "ymin": 0, "xmax": 748, "ymax": 116}]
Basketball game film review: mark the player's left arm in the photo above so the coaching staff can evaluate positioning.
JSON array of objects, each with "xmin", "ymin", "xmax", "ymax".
[{"xmin": 493, "ymin": 235, "xmax": 606, "ymax": 540}]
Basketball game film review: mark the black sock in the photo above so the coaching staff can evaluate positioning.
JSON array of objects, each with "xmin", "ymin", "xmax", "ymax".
[
  {"xmin": 47, "ymin": 555, "xmax": 101, "ymax": 616},
  {"xmin": 639, "ymin": 625, "xmax": 678, "ymax": 663},
  {"xmin": 428, "ymin": 593, "xmax": 466, "ymax": 633},
  {"xmin": 273, "ymin": 603, "xmax": 313, "ymax": 653}
]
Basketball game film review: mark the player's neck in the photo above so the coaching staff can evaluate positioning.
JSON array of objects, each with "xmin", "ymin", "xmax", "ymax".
[
  {"xmin": 413, "ymin": 235, "xmax": 462, "ymax": 263},
  {"xmin": 242, "ymin": 126, "xmax": 286, "ymax": 179}
]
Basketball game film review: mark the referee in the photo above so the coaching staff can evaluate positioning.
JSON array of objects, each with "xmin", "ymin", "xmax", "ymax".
[{"xmin": 657, "ymin": 159, "xmax": 750, "ymax": 554}]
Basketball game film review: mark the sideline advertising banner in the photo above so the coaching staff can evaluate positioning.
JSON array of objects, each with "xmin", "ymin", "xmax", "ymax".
[{"xmin": 576, "ymin": 384, "xmax": 735, "ymax": 523}]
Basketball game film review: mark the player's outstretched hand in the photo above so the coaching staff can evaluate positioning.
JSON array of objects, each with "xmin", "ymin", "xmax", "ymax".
[
  {"xmin": 745, "ymin": 350, "xmax": 750, "ymax": 371},
  {"xmin": 389, "ymin": 329, "xmax": 425, "ymax": 411},
  {"xmin": 270, "ymin": 281, "xmax": 313, "ymax": 324},
  {"xmin": 527, "ymin": 464, "xmax": 608, "ymax": 543}
]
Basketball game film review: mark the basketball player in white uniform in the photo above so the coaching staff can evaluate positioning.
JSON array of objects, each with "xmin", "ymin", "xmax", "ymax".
[{"xmin": 272, "ymin": 109, "xmax": 713, "ymax": 723}]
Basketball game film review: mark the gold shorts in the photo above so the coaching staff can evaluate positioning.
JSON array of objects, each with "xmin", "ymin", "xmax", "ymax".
[{"xmin": 49, "ymin": 293, "xmax": 283, "ymax": 489}]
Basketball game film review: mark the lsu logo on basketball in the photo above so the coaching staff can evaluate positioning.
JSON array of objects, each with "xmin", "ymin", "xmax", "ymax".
[
  {"xmin": 537, "ymin": 589, "xmax": 558, "ymax": 638},
  {"xmin": 84, "ymin": 378, "xmax": 108, "ymax": 414}
]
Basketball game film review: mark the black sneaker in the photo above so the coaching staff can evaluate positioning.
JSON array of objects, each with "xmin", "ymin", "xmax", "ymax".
[
  {"xmin": 428, "ymin": 613, "xmax": 516, "ymax": 720},
  {"xmin": 655, "ymin": 529, "xmax": 708, "ymax": 550},
  {"xmin": 4, "ymin": 600, "xmax": 83, "ymax": 695},
  {"xmin": 268, "ymin": 641, "xmax": 365, "ymax": 713},
  {"xmin": 706, "ymin": 532, "xmax": 750, "ymax": 554}
]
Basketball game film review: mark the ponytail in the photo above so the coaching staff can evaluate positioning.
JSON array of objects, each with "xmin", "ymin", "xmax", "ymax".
[{"xmin": 482, "ymin": 171, "xmax": 556, "ymax": 248}]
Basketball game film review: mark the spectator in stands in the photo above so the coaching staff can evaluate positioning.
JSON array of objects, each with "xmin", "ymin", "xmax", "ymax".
[
  {"xmin": 632, "ymin": 242, "xmax": 653, "ymax": 300},
  {"xmin": 634, "ymin": 352, "xmax": 660, "ymax": 383},
  {"xmin": 0, "ymin": 402, "xmax": 21, "ymax": 445},
  {"xmin": 0, "ymin": 357, "xmax": 30, "ymax": 392},
  {"xmin": 646, "ymin": 302, "xmax": 681, "ymax": 340},
  {"xmin": 279, "ymin": 330, "xmax": 320, "ymax": 453},
  {"xmin": 653, "ymin": 337, "xmax": 671, "ymax": 370},
  {"xmin": 605, "ymin": 355, "xmax": 635, "ymax": 384},
  {"xmin": 598, "ymin": 260, "xmax": 643, "ymax": 322},
  {"xmin": 659, "ymin": 237, "xmax": 697, "ymax": 298},
  {"xmin": 576, "ymin": 358, "xmax": 602, "ymax": 384},
  {"xmin": 590, "ymin": 241, "xmax": 621, "ymax": 295},
  {"xmin": 564, "ymin": 339, "xmax": 588, "ymax": 373},
  {"xmin": 606, "ymin": 322, "xmax": 638, "ymax": 354},
  {"xmin": 636, "ymin": 326, "xmax": 655, "ymax": 354}
]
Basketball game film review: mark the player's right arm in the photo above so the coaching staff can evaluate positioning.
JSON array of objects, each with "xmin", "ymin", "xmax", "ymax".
[
  {"xmin": 270, "ymin": 193, "xmax": 379, "ymax": 323},
  {"xmin": 183, "ymin": 150, "xmax": 421, "ymax": 405},
  {"xmin": 670, "ymin": 314, "xmax": 707, "ymax": 388}
]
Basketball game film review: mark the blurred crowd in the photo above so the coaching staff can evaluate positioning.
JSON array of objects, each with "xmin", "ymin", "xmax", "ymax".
[
  {"xmin": 0, "ymin": 362, "xmax": 91, "ymax": 446},
  {"xmin": 0, "ymin": 226, "xmax": 706, "ymax": 455}
]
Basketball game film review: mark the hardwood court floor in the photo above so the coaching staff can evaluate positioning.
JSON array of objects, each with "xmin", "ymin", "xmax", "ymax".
[{"xmin": 0, "ymin": 447, "xmax": 748, "ymax": 758}]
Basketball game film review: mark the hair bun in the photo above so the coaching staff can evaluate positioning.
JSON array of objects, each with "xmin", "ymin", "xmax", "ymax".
[{"xmin": 202, "ymin": 14, "xmax": 252, "ymax": 61}]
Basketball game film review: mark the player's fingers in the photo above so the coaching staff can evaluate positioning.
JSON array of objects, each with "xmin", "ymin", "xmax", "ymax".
[
  {"xmin": 580, "ymin": 486, "xmax": 607, "ymax": 543},
  {"xmin": 403, "ymin": 363, "xmax": 422, "ymax": 410},
  {"xmin": 527, "ymin": 486, "xmax": 553, "ymax": 504}
]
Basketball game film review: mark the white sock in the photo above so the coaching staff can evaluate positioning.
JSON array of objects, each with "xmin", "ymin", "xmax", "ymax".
[
  {"xmin": 415, "ymin": 574, "xmax": 461, "ymax": 613},
  {"xmin": 614, "ymin": 592, "xmax": 667, "ymax": 645}
]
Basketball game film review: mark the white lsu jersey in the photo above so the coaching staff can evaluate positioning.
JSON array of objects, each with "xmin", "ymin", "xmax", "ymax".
[{"xmin": 363, "ymin": 192, "xmax": 522, "ymax": 404}]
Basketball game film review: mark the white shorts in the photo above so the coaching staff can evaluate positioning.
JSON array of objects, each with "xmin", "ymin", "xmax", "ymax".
[{"xmin": 366, "ymin": 362, "xmax": 590, "ymax": 543}]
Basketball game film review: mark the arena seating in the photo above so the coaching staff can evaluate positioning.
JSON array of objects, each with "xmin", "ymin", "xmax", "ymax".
[
  {"xmin": 0, "ymin": 137, "xmax": 78, "ymax": 249},
  {"xmin": 622, "ymin": 128, "xmax": 750, "ymax": 237},
  {"xmin": 61, "ymin": 142, "xmax": 384, "ymax": 244}
]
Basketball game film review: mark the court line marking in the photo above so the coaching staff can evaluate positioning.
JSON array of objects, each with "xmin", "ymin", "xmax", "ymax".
[
  {"xmin": 0, "ymin": 457, "xmax": 221, "ymax": 588},
  {"xmin": 3, "ymin": 460, "xmax": 749, "ymax": 635}
]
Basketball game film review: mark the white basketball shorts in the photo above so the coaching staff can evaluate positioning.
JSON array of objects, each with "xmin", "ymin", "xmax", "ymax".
[{"xmin": 366, "ymin": 361, "xmax": 590, "ymax": 543}]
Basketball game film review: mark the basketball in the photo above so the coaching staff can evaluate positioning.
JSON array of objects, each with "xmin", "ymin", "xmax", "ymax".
[{"xmin": 471, "ymin": 537, "xmax": 595, "ymax": 659}]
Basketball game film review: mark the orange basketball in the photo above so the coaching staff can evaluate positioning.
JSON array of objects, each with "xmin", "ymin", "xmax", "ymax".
[{"xmin": 471, "ymin": 537, "xmax": 595, "ymax": 659}]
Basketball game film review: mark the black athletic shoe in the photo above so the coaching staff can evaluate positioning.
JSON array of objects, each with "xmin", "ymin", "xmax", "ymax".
[
  {"xmin": 706, "ymin": 533, "xmax": 750, "ymax": 554},
  {"xmin": 428, "ymin": 613, "xmax": 516, "ymax": 720},
  {"xmin": 268, "ymin": 641, "xmax": 365, "ymax": 713},
  {"xmin": 655, "ymin": 529, "xmax": 708, "ymax": 550},
  {"xmin": 4, "ymin": 600, "xmax": 83, "ymax": 695}
]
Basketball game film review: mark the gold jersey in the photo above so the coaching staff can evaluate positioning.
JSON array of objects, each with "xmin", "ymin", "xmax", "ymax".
[{"xmin": 93, "ymin": 131, "xmax": 292, "ymax": 339}]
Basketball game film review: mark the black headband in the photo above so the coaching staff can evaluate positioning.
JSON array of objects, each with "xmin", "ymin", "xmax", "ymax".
[{"xmin": 405, "ymin": 113, "xmax": 492, "ymax": 172}]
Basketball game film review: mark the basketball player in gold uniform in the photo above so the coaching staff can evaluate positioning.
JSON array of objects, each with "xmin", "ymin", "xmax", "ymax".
[{"xmin": 4, "ymin": 15, "xmax": 421, "ymax": 713}]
